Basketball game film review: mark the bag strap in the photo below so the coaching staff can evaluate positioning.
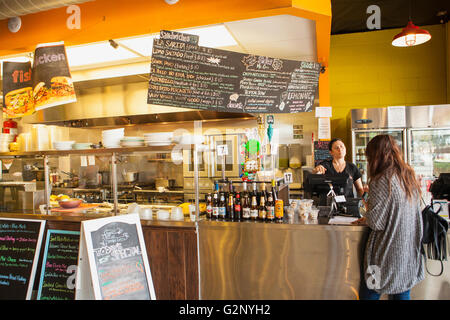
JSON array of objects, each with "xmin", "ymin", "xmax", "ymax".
[
  {"xmin": 422, "ymin": 243, "xmax": 445, "ymax": 277},
  {"xmin": 420, "ymin": 197, "xmax": 427, "ymax": 208}
]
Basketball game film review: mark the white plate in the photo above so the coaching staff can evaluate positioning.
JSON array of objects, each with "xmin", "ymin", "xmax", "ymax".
[
  {"xmin": 102, "ymin": 128, "xmax": 124, "ymax": 134},
  {"xmin": 121, "ymin": 136, "xmax": 144, "ymax": 141},
  {"xmin": 144, "ymin": 142, "xmax": 172, "ymax": 145},
  {"xmin": 144, "ymin": 132, "xmax": 173, "ymax": 138},
  {"xmin": 121, "ymin": 142, "xmax": 145, "ymax": 147},
  {"xmin": 145, "ymin": 142, "xmax": 172, "ymax": 146}
]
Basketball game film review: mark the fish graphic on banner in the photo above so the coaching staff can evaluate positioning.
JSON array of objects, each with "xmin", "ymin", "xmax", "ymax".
[{"xmin": 2, "ymin": 61, "xmax": 34, "ymax": 118}]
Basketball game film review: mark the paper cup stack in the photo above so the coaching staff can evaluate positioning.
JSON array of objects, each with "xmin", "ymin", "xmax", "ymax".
[
  {"xmin": 0, "ymin": 134, "xmax": 14, "ymax": 152},
  {"xmin": 299, "ymin": 199, "xmax": 314, "ymax": 219},
  {"xmin": 102, "ymin": 128, "xmax": 124, "ymax": 148}
]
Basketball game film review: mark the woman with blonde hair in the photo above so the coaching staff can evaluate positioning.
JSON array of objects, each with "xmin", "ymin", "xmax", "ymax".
[{"xmin": 353, "ymin": 134, "xmax": 424, "ymax": 300}]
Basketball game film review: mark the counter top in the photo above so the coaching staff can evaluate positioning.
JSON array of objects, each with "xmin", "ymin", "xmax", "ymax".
[
  {"xmin": 198, "ymin": 215, "xmax": 367, "ymax": 231},
  {"xmin": 0, "ymin": 211, "xmax": 368, "ymax": 231},
  {"xmin": 0, "ymin": 181, "xmax": 37, "ymax": 191},
  {"xmin": 0, "ymin": 212, "xmax": 196, "ymax": 228}
]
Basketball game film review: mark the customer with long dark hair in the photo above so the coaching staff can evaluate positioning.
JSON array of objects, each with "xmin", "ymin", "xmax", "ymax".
[{"xmin": 353, "ymin": 134, "xmax": 424, "ymax": 300}]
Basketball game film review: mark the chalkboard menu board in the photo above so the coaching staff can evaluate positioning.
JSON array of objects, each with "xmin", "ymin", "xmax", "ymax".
[
  {"xmin": 37, "ymin": 230, "xmax": 80, "ymax": 300},
  {"xmin": 148, "ymin": 30, "xmax": 320, "ymax": 114},
  {"xmin": 75, "ymin": 214, "xmax": 155, "ymax": 300},
  {"xmin": 314, "ymin": 141, "xmax": 332, "ymax": 167},
  {"xmin": 91, "ymin": 221, "xmax": 150, "ymax": 300},
  {"xmin": 0, "ymin": 218, "xmax": 46, "ymax": 300}
]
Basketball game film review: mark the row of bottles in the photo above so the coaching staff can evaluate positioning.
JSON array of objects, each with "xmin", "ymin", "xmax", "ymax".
[{"xmin": 205, "ymin": 180, "xmax": 283, "ymax": 222}]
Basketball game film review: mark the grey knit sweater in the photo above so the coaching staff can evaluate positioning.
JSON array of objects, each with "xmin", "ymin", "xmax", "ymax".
[{"xmin": 364, "ymin": 172, "xmax": 424, "ymax": 295}]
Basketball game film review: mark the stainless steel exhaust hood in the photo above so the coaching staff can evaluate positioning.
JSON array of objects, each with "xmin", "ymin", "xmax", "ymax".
[{"xmin": 22, "ymin": 74, "xmax": 255, "ymax": 127}]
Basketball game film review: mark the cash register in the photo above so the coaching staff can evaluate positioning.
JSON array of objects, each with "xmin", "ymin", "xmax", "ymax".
[{"xmin": 303, "ymin": 173, "xmax": 363, "ymax": 217}]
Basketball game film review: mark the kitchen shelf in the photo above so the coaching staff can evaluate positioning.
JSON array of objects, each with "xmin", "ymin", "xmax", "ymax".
[
  {"xmin": 133, "ymin": 189, "xmax": 185, "ymax": 194},
  {"xmin": 147, "ymin": 158, "xmax": 173, "ymax": 162},
  {"xmin": 0, "ymin": 144, "xmax": 191, "ymax": 157}
]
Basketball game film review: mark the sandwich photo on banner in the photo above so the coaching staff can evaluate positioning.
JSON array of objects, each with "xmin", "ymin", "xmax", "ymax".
[
  {"xmin": 2, "ymin": 61, "xmax": 35, "ymax": 118},
  {"xmin": 32, "ymin": 42, "xmax": 76, "ymax": 111}
]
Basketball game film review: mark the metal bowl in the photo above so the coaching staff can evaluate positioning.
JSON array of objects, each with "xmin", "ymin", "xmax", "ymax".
[{"xmin": 59, "ymin": 199, "xmax": 82, "ymax": 209}]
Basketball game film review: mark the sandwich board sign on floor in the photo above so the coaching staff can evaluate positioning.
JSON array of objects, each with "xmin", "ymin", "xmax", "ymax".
[
  {"xmin": 37, "ymin": 230, "xmax": 80, "ymax": 300},
  {"xmin": 75, "ymin": 214, "xmax": 156, "ymax": 300},
  {"xmin": 0, "ymin": 218, "xmax": 46, "ymax": 300}
]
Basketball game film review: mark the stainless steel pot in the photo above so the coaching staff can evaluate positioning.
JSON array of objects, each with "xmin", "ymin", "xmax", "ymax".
[
  {"xmin": 155, "ymin": 178, "xmax": 169, "ymax": 188},
  {"xmin": 123, "ymin": 171, "xmax": 138, "ymax": 183},
  {"xmin": 100, "ymin": 171, "xmax": 110, "ymax": 185}
]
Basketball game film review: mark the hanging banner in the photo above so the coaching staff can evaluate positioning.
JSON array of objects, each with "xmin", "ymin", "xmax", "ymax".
[
  {"xmin": 148, "ymin": 31, "xmax": 320, "ymax": 114},
  {"xmin": 32, "ymin": 42, "xmax": 76, "ymax": 111},
  {"xmin": 2, "ymin": 61, "xmax": 34, "ymax": 118}
]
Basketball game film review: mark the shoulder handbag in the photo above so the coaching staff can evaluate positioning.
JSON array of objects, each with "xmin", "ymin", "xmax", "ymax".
[{"xmin": 421, "ymin": 199, "xmax": 449, "ymax": 276}]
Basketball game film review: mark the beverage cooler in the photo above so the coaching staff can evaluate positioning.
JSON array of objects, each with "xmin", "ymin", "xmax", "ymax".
[{"xmin": 351, "ymin": 105, "xmax": 450, "ymax": 201}]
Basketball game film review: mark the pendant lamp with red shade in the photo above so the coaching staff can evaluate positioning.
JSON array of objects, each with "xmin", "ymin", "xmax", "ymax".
[{"xmin": 392, "ymin": 1, "xmax": 431, "ymax": 47}]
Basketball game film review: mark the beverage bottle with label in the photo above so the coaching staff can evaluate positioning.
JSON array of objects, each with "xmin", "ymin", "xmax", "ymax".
[
  {"xmin": 219, "ymin": 192, "xmax": 227, "ymax": 220},
  {"xmin": 242, "ymin": 191, "xmax": 250, "ymax": 220},
  {"xmin": 250, "ymin": 195, "xmax": 258, "ymax": 221},
  {"xmin": 252, "ymin": 181, "xmax": 258, "ymax": 198},
  {"xmin": 275, "ymin": 199, "xmax": 284, "ymax": 222},
  {"xmin": 241, "ymin": 181, "xmax": 248, "ymax": 202},
  {"xmin": 206, "ymin": 193, "xmax": 213, "ymax": 219},
  {"xmin": 227, "ymin": 191, "xmax": 235, "ymax": 221},
  {"xmin": 261, "ymin": 182, "xmax": 267, "ymax": 202},
  {"xmin": 271, "ymin": 179, "xmax": 278, "ymax": 201},
  {"xmin": 258, "ymin": 195, "xmax": 267, "ymax": 221},
  {"xmin": 234, "ymin": 192, "xmax": 241, "ymax": 221},
  {"xmin": 212, "ymin": 191, "xmax": 219, "ymax": 220},
  {"xmin": 266, "ymin": 192, "xmax": 275, "ymax": 222}
]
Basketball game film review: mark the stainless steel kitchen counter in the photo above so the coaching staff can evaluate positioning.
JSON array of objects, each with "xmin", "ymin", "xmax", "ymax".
[{"xmin": 197, "ymin": 218, "xmax": 450, "ymax": 300}]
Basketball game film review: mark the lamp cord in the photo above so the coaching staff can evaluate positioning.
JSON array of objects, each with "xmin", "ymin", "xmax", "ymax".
[{"xmin": 409, "ymin": 0, "xmax": 412, "ymax": 21}]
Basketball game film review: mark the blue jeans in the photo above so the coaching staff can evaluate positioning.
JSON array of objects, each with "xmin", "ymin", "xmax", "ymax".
[{"xmin": 359, "ymin": 280, "xmax": 411, "ymax": 300}]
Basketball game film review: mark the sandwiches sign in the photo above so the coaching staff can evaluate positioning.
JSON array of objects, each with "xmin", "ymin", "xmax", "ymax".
[{"xmin": 2, "ymin": 42, "xmax": 76, "ymax": 118}]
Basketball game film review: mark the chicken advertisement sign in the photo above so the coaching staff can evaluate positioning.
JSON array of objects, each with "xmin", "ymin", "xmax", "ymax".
[
  {"xmin": 2, "ymin": 42, "xmax": 76, "ymax": 118},
  {"xmin": 32, "ymin": 42, "xmax": 76, "ymax": 111}
]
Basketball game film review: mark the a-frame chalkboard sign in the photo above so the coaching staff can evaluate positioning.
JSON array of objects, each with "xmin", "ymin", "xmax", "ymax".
[
  {"xmin": 37, "ymin": 230, "xmax": 80, "ymax": 300},
  {"xmin": 75, "ymin": 214, "xmax": 156, "ymax": 300},
  {"xmin": 0, "ymin": 218, "xmax": 46, "ymax": 300}
]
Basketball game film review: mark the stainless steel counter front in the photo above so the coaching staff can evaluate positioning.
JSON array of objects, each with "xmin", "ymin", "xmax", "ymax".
[{"xmin": 198, "ymin": 219, "xmax": 450, "ymax": 300}]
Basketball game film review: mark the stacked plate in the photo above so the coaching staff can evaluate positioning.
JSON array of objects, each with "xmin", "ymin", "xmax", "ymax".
[
  {"xmin": 172, "ymin": 134, "xmax": 205, "ymax": 145},
  {"xmin": 120, "ymin": 136, "xmax": 145, "ymax": 147},
  {"xmin": 73, "ymin": 143, "xmax": 92, "ymax": 150},
  {"xmin": 102, "ymin": 128, "xmax": 124, "ymax": 148},
  {"xmin": 53, "ymin": 141, "xmax": 75, "ymax": 150},
  {"xmin": 0, "ymin": 134, "xmax": 14, "ymax": 152},
  {"xmin": 144, "ymin": 132, "xmax": 173, "ymax": 146}
]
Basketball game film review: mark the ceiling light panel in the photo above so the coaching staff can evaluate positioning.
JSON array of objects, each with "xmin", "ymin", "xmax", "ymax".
[
  {"xmin": 118, "ymin": 35, "xmax": 158, "ymax": 57},
  {"xmin": 181, "ymin": 25, "xmax": 237, "ymax": 48},
  {"xmin": 66, "ymin": 42, "xmax": 139, "ymax": 67}
]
